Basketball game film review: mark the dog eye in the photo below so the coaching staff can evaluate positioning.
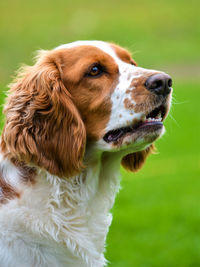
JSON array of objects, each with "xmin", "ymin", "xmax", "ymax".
[{"xmin": 87, "ymin": 64, "xmax": 104, "ymax": 77}]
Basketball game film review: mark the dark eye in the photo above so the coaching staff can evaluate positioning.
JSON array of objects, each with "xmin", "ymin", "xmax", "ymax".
[{"xmin": 87, "ymin": 64, "xmax": 104, "ymax": 77}]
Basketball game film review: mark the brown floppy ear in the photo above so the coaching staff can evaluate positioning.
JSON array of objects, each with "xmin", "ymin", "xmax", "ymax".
[
  {"xmin": 1, "ymin": 50, "xmax": 86, "ymax": 178},
  {"xmin": 121, "ymin": 144, "xmax": 155, "ymax": 172}
]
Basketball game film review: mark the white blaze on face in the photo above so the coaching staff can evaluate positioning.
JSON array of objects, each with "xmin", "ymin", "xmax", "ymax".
[{"xmin": 104, "ymin": 62, "xmax": 144, "ymax": 133}]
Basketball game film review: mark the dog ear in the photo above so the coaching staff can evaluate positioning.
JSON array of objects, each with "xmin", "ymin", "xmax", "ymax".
[
  {"xmin": 1, "ymin": 50, "xmax": 86, "ymax": 178},
  {"xmin": 121, "ymin": 144, "xmax": 155, "ymax": 172}
]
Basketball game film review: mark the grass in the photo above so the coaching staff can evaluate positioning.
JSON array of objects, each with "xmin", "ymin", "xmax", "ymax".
[
  {"xmin": 0, "ymin": 0, "xmax": 200, "ymax": 85},
  {"xmin": 0, "ymin": 0, "xmax": 199, "ymax": 266}
]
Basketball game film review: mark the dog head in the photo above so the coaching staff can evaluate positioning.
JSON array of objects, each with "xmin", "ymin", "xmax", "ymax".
[{"xmin": 1, "ymin": 41, "xmax": 172, "ymax": 177}]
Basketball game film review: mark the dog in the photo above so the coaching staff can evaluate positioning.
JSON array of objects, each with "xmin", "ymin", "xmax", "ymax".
[{"xmin": 0, "ymin": 41, "xmax": 172, "ymax": 267}]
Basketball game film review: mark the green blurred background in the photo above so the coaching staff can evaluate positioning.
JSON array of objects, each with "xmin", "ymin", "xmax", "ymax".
[{"xmin": 0, "ymin": 0, "xmax": 199, "ymax": 266}]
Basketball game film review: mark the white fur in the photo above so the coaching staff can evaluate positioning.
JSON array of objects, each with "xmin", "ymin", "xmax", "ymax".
[{"xmin": 0, "ymin": 150, "xmax": 122, "ymax": 267}]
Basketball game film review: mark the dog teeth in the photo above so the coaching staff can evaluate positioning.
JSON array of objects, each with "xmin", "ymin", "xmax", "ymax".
[
  {"xmin": 143, "ymin": 111, "xmax": 162, "ymax": 123},
  {"xmin": 145, "ymin": 117, "xmax": 162, "ymax": 122}
]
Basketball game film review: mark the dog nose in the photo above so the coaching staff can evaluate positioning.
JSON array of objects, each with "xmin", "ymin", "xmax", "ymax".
[{"xmin": 145, "ymin": 73, "xmax": 172, "ymax": 96}]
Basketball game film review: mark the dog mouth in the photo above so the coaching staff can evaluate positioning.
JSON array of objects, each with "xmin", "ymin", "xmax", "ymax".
[{"xmin": 103, "ymin": 104, "xmax": 167, "ymax": 143}]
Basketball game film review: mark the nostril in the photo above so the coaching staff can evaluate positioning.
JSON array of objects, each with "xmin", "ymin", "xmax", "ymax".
[{"xmin": 168, "ymin": 78, "xmax": 172, "ymax": 87}]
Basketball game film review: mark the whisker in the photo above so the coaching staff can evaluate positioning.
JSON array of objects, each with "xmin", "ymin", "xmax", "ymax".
[
  {"xmin": 172, "ymin": 99, "xmax": 189, "ymax": 105},
  {"xmin": 171, "ymin": 96, "xmax": 189, "ymax": 105},
  {"xmin": 168, "ymin": 113, "xmax": 180, "ymax": 128}
]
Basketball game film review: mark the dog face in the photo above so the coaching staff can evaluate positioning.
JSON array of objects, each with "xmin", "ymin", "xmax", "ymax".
[
  {"xmin": 55, "ymin": 41, "xmax": 172, "ymax": 154},
  {"xmin": 1, "ymin": 41, "xmax": 172, "ymax": 177}
]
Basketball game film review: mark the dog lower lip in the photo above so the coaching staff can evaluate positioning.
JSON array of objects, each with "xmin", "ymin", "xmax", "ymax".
[
  {"xmin": 137, "ymin": 120, "xmax": 163, "ymax": 130},
  {"xmin": 103, "ymin": 120, "xmax": 163, "ymax": 143}
]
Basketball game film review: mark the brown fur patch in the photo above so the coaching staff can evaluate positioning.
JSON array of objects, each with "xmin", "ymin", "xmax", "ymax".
[
  {"xmin": 121, "ymin": 144, "xmax": 155, "ymax": 172},
  {"xmin": 129, "ymin": 75, "xmax": 160, "ymax": 114},
  {"xmin": 124, "ymin": 98, "xmax": 135, "ymax": 110}
]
